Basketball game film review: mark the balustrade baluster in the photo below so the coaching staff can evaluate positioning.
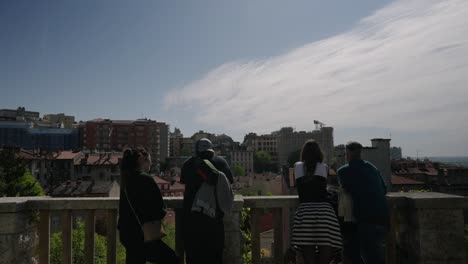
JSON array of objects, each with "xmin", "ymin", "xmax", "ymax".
[
  {"xmin": 39, "ymin": 210, "xmax": 50, "ymax": 264},
  {"xmin": 62, "ymin": 210, "xmax": 73, "ymax": 264},
  {"xmin": 251, "ymin": 208, "xmax": 261, "ymax": 264},
  {"xmin": 106, "ymin": 209, "xmax": 117, "ymax": 264},
  {"xmin": 84, "ymin": 209, "xmax": 95, "ymax": 264},
  {"xmin": 273, "ymin": 208, "xmax": 284, "ymax": 264}
]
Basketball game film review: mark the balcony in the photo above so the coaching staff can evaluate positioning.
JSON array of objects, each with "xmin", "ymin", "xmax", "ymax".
[{"xmin": 1, "ymin": 192, "xmax": 467, "ymax": 264}]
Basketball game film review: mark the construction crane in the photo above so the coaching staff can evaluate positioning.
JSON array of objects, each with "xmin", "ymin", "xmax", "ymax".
[{"xmin": 314, "ymin": 120, "xmax": 326, "ymax": 130}]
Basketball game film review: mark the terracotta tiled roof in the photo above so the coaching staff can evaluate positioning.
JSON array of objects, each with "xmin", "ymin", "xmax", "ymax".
[
  {"xmin": 86, "ymin": 153, "xmax": 122, "ymax": 165},
  {"xmin": 56, "ymin": 151, "xmax": 81, "ymax": 160},
  {"xmin": 391, "ymin": 175, "xmax": 425, "ymax": 185},
  {"xmin": 50, "ymin": 180, "xmax": 118, "ymax": 197},
  {"xmin": 17, "ymin": 150, "xmax": 36, "ymax": 160}
]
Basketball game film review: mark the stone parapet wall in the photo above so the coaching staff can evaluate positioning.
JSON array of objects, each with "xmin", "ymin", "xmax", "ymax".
[
  {"xmin": 1, "ymin": 193, "xmax": 467, "ymax": 264},
  {"xmin": 0, "ymin": 197, "xmax": 38, "ymax": 264},
  {"xmin": 387, "ymin": 192, "xmax": 468, "ymax": 264}
]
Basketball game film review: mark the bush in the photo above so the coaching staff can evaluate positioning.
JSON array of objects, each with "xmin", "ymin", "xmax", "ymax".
[{"xmin": 50, "ymin": 220, "xmax": 126, "ymax": 264}]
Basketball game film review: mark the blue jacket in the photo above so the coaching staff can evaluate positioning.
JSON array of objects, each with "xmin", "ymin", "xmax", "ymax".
[{"xmin": 337, "ymin": 159, "xmax": 389, "ymax": 225}]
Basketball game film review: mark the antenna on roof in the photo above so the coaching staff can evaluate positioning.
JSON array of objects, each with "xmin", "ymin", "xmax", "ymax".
[{"xmin": 313, "ymin": 120, "xmax": 325, "ymax": 130}]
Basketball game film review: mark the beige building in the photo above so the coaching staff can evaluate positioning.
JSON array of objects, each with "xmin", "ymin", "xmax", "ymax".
[
  {"xmin": 43, "ymin": 113, "xmax": 75, "ymax": 129},
  {"xmin": 276, "ymin": 126, "xmax": 334, "ymax": 166},
  {"xmin": 230, "ymin": 148, "xmax": 254, "ymax": 174},
  {"xmin": 243, "ymin": 133, "xmax": 278, "ymax": 165}
]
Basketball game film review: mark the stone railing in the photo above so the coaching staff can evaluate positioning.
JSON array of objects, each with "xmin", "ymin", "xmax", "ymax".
[{"xmin": 1, "ymin": 192, "xmax": 467, "ymax": 264}]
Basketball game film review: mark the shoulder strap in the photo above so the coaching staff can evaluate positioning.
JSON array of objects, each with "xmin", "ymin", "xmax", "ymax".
[{"xmin": 124, "ymin": 189, "xmax": 144, "ymax": 231}]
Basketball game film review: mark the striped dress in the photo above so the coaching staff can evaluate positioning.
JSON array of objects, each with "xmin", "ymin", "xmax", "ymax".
[
  {"xmin": 291, "ymin": 162, "xmax": 342, "ymax": 249},
  {"xmin": 292, "ymin": 202, "xmax": 342, "ymax": 248}
]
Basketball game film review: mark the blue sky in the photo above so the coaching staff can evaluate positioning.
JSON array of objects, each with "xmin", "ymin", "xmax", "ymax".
[{"xmin": 1, "ymin": 0, "xmax": 468, "ymax": 156}]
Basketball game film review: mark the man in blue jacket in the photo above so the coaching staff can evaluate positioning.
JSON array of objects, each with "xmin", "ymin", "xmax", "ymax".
[{"xmin": 337, "ymin": 142, "xmax": 389, "ymax": 264}]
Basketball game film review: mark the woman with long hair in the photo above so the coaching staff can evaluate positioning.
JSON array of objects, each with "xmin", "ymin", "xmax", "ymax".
[
  {"xmin": 291, "ymin": 140, "xmax": 342, "ymax": 264},
  {"xmin": 117, "ymin": 147, "xmax": 177, "ymax": 264}
]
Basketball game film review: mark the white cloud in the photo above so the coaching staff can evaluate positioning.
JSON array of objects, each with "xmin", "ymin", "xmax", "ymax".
[{"xmin": 164, "ymin": 0, "xmax": 468, "ymax": 153}]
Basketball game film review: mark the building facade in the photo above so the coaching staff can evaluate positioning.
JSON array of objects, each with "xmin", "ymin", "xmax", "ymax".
[
  {"xmin": 0, "ymin": 121, "xmax": 79, "ymax": 151},
  {"xmin": 361, "ymin": 138, "xmax": 392, "ymax": 190},
  {"xmin": 230, "ymin": 147, "xmax": 254, "ymax": 174},
  {"xmin": 43, "ymin": 113, "xmax": 75, "ymax": 129},
  {"xmin": 79, "ymin": 119, "xmax": 168, "ymax": 168},
  {"xmin": 276, "ymin": 126, "xmax": 334, "ymax": 166},
  {"xmin": 243, "ymin": 133, "xmax": 278, "ymax": 166},
  {"xmin": 390, "ymin": 146, "xmax": 403, "ymax": 160},
  {"xmin": 0, "ymin": 107, "xmax": 40, "ymax": 121}
]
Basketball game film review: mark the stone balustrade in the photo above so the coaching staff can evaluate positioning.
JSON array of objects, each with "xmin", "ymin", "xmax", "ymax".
[{"xmin": 0, "ymin": 192, "xmax": 467, "ymax": 264}]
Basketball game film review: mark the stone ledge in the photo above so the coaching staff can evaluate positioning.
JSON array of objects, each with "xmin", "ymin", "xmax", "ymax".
[
  {"xmin": 243, "ymin": 196, "xmax": 299, "ymax": 208},
  {"xmin": 387, "ymin": 192, "xmax": 468, "ymax": 209}
]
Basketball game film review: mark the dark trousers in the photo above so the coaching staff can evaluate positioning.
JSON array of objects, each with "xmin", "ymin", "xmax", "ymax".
[
  {"xmin": 342, "ymin": 222, "xmax": 386, "ymax": 264},
  {"xmin": 183, "ymin": 212, "xmax": 225, "ymax": 264},
  {"xmin": 185, "ymin": 246, "xmax": 223, "ymax": 264},
  {"xmin": 125, "ymin": 240, "xmax": 178, "ymax": 264}
]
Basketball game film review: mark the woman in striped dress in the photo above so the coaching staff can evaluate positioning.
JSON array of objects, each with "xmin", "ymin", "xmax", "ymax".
[{"xmin": 291, "ymin": 140, "xmax": 342, "ymax": 264}]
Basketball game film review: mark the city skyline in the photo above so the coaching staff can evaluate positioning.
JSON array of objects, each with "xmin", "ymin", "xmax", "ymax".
[{"xmin": 1, "ymin": 0, "xmax": 468, "ymax": 156}]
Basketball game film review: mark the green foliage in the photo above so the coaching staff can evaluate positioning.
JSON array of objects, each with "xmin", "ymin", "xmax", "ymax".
[
  {"xmin": 17, "ymin": 169, "xmax": 45, "ymax": 196},
  {"xmin": 162, "ymin": 223, "xmax": 176, "ymax": 250},
  {"xmin": 241, "ymin": 208, "xmax": 252, "ymax": 264},
  {"xmin": 50, "ymin": 220, "xmax": 126, "ymax": 264},
  {"xmin": 0, "ymin": 148, "xmax": 44, "ymax": 197},
  {"xmin": 287, "ymin": 149, "xmax": 301, "ymax": 168},
  {"xmin": 253, "ymin": 151, "xmax": 272, "ymax": 173},
  {"xmin": 233, "ymin": 165, "xmax": 246, "ymax": 177}
]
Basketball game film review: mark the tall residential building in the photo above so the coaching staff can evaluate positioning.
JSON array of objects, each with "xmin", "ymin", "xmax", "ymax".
[
  {"xmin": 43, "ymin": 113, "xmax": 75, "ymax": 129},
  {"xmin": 79, "ymin": 119, "xmax": 169, "ymax": 167},
  {"xmin": 390, "ymin": 146, "xmax": 403, "ymax": 160},
  {"xmin": 169, "ymin": 128, "xmax": 183, "ymax": 157},
  {"xmin": 362, "ymin": 138, "xmax": 392, "ymax": 190},
  {"xmin": 276, "ymin": 126, "xmax": 334, "ymax": 166},
  {"xmin": 157, "ymin": 122, "xmax": 170, "ymax": 162}
]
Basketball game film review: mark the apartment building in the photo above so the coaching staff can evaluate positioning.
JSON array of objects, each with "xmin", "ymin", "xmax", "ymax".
[{"xmin": 79, "ymin": 118, "xmax": 169, "ymax": 167}]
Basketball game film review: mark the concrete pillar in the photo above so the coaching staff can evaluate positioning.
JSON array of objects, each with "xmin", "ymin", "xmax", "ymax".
[
  {"xmin": 0, "ymin": 197, "xmax": 38, "ymax": 264},
  {"xmin": 223, "ymin": 197, "xmax": 244, "ymax": 264},
  {"xmin": 387, "ymin": 192, "xmax": 468, "ymax": 264}
]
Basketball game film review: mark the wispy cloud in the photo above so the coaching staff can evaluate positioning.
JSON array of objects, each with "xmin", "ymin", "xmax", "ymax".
[{"xmin": 164, "ymin": 0, "xmax": 468, "ymax": 151}]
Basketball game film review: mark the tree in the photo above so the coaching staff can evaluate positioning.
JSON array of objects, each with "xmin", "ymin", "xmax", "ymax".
[
  {"xmin": 287, "ymin": 149, "xmax": 301, "ymax": 168},
  {"xmin": 233, "ymin": 165, "xmax": 246, "ymax": 176},
  {"xmin": 253, "ymin": 151, "xmax": 272, "ymax": 173},
  {"xmin": 0, "ymin": 148, "xmax": 44, "ymax": 197}
]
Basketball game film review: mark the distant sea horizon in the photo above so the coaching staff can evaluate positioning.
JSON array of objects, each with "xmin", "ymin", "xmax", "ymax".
[{"xmin": 407, "ymin": 156, "xmax": 468, "ymax": 167}]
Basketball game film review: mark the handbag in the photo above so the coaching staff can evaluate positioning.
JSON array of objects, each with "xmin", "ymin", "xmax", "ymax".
[
  {"xmin": 338, "ymin": 187, "xmax": 355, "ymax": 222},
  {"xmin": 124, "ymin": 189, "xmax": 166, "ymax": 241}
]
